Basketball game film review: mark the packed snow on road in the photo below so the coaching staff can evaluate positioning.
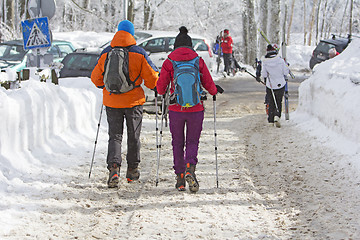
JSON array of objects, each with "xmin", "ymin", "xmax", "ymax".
[{"xmin": 0, "ymin": 32, "xmax": 360, "ymax": 239}]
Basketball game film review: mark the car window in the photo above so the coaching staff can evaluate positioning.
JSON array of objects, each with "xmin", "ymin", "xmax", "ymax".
[
  {"xmin": 0, "ymin": 44, "xmax": 26, "ymax": 61},
  {"xmin": 48, "ymin": 45, "xmax": 60, "ymax": 58},
  {"xmin": 315, "ymin": 42, "xmax": 336, "ymax": 54},
  {"xmin": 65, "ymin": 54, "xmax": 98, "ymax": 70},
  {"xmin": 139, "ymin": 38, "xmax": 165, "ymax": 53},
  {"xmin": 192, "ymin": 39, "xmax": 208, "ymax": 51},
  {"xmin": 57, "ymin": 44, "xmax": 74, "ymax": 57},
  {"xmin": 169, "ymin": 37, "xmax": 175, "ymax": 51}
]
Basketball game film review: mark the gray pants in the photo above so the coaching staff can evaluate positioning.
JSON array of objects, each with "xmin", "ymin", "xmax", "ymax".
[{"xmin": 106, "ymin": 105, "xmax": 143, "ymax": 170}]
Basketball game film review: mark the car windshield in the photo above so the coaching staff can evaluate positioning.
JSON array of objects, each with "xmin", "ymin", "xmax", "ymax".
[
  {"xmin": 315, "ymin": 41, "xmax": 336, "ymax": 54},
  {"xmin": 0, "ymin": 43, "xmax": 27, "ymax": 61}
]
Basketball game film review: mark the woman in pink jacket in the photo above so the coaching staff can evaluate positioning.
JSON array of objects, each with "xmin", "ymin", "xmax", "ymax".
[{"xmin": 156, "ymin": 26, "xmax": 223, "ymax": 192}]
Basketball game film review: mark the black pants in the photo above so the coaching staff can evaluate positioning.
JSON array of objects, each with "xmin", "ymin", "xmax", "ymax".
[
  {"xmin": 266, "ymin": 87, "xmax": 285, "ymax": 123},
  {"xmin": 106, "ymin": 105, "xmax": 143, "ymax": 170},
  {"xmin": 223, "ymin": 53, "xmax": 232, "ymax": 73}
]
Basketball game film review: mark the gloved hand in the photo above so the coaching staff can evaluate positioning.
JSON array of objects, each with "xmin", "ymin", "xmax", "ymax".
[
  {"xmin": 152, "ymin": 86, "xmax": 157, "ymax": 93},
  {"xmin": 256, "ymin": 76, "xmax": 261, "ymax": 83},
  {"xmin": 216, "ymin": 85, "xmax": 224, "ymax": 94}
]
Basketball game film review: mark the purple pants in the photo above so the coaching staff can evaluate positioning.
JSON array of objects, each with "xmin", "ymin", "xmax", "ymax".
[{"xmin": 168, "ymin": 110, "xmax": 204, "ymax": 174}]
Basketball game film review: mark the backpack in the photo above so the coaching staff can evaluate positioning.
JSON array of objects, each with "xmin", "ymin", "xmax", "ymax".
[
  {"xmin": 169, "ymin": 56, "xmax": 205, "ymax": 108},
  {"xmin": 103, "ymin": 46, "xmax": 140, "ymax": 94}
]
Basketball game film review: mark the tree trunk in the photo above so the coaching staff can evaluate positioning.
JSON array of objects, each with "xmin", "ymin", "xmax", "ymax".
[
  {"xmin": 315, "ymin": 0, "xmax": 322, "ymax": 43},
  {"xmin": 143, "ymin": 0, "xmax": 150, "ymax": 30},
  {"xmin": 247, "ymin": 0, "xmax": 257, "ymax": 64},
  {"xmin": 286, "ymin": 0, "xmax": 295, "ymax": 44},
  {"xmin": 259, "ymin": 0, "xmax": 268, "ymax": 56},
  {"xmin": 349, "ymin": 0, "xmax": 353, "ymax": 35},
  {"xmin": 320, "ymin": 0, "xmax": 328, "ymax": 39},
  {"xmin": 270, "ymin": 0, "xmax": 281, "ymax": 45},
  {"xmin": 303, "ymin": 1, "xmax": 307, "ymax": 45},
  {"xmin": 307, "ymin": 0, "xmax": 319, "ymax": 46},
  {"xmin": 242, "ymin": 0, "xmax": 249, "ymax": 64}
]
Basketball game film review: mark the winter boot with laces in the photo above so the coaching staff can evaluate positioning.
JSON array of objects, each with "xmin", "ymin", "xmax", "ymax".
[
  {"xmin": 185, "ymin": 163, "xmax": 199, "ymax": 193},
  {"xmin": 126, "ymin": 167, "xmax": 140, "ymax": 183},
  {"xmin": 107, "ymin": 163, "xmax": 120, "ymax": 188},
  {"xmin": 175, "ymin": 173, "xmax": 186, "ymax": 191}
]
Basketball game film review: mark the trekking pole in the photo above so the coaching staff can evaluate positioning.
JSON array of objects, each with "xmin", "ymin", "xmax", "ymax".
[
  {"xmin": 213, "ymin": 95, "xmax": 219, "ymax": 188},
  {"xmin": 155, "ymin": 91, "xmax": 160, "ymax": 186},
  {"xmin": 267, "ymin": 77, "xmax": 280, "ymax": 115},
  {"xmin": 89, "ymin": 104, "xmax": 104, "ymax": 178}
]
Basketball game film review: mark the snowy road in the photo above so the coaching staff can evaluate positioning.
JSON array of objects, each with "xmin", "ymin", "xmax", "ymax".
[{"xmin": 3, "ymin": 75, "xmax": 360, "ymax": 239}]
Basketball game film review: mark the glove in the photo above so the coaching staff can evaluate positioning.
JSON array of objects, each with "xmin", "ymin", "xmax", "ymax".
[
  {"xmin": 256, "ymin": 76, "xmax": 261, "ymax": 83},
  {"xmin": 152, "ymin": 86, "xmax": 157, "ymax": 93},
  {"xmin": 216, "ymin": 85, "xmax": 224, "ymax": 94}
]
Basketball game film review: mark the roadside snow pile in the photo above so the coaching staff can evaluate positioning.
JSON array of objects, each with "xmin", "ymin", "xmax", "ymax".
[
  {"xmin": 294, "ymin": 38, "xmax": 360, "ymax": 153},
  {"xmin": 0, "ymin": 78, "xmax": 101, "ymax": 192}
]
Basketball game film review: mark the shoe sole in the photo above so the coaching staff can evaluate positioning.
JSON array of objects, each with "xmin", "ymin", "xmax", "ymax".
[
  {"xmin": 108, "ymin": 177, "xmax": 119, "ymax": 188},
  {"xmin": 185, "ymin": 174, "xmax": 199, "ymax": 192},
  {"xmin": 176, "ymin": 186, "xmax": 186, "ymax": 191}
]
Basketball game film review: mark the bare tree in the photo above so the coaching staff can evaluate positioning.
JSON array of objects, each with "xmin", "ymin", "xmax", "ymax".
[
  {"xmin": 270, "ymin": 0, "xmax": 281, "ymax": 45},
  {"xmin": 307, "ymin": 0, "xmax": 319, "ymax": 46},
  {"xmin": 259, "ymin": 0, "xmax": 268, "ymax": 56},
  {"xmin": 303, "ymin": 0, "xmax": 307, "ymax": 45},
  {"xmin": 286, "ymin": 0, "xmax": 295, "ymax": 44}
]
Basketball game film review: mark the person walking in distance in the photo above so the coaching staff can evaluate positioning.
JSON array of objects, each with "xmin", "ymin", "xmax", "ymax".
[
  {"xmin": 259, "ymin": 44, "xmax": 289, "ymax": 128},
  {"xmin": 221, "ymin": 29, "xmax": 233, "ymax": 76},
  {"xmin": 91, "ymin": 20, "xmax": 159, "ymax": 188},
  {"xmin": 156, "ymin": 26, "xmax": 223, "ymax": 192}
]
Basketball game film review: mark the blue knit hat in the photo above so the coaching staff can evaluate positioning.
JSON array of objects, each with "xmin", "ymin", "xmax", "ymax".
[{"xmin": 117, "ymin": 20, "xmax": 135, "ymax": 36}]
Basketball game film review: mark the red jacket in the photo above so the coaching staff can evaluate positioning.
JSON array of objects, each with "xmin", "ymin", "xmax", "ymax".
[
  {"xmin": 91, "ymin": 31, "xmax": 159, "ymax": 108},
  {"xmin": 221, "ymin": 35, "xmax": 233, "ymax": 54},
  {"xmin": 157, "ymin": 47, "xmax": 218, "ymax": 112}
]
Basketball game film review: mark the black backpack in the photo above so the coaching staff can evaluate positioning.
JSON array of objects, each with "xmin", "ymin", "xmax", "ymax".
[{"xmin": 103, "ymin": 46, "xmax": 140, "ymax": 94}]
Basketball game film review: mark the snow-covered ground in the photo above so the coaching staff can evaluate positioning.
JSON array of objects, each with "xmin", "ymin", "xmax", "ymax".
[{"xmin": 0, "ymin": 32, "xmax": 360, "ymax": 239}]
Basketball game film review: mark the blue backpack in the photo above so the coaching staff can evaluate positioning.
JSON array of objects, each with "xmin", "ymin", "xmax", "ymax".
[{"xmin": 169, "ymin": 56, "xmax": 204, "ymax": 108}]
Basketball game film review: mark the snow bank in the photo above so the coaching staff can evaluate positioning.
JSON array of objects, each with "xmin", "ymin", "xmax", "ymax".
[
  {"xmin": 0, "ymin": 78, "xmax": 101, "ymax": 192},
  {"xmin": 294, "ymin": 38, "xmax": 360, "ymax": 149}
]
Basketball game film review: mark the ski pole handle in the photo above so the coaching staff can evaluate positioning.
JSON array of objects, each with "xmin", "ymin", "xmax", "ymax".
[{"xmin": 213, "ymin": 95, "xmax": 216, "ymax": 101}]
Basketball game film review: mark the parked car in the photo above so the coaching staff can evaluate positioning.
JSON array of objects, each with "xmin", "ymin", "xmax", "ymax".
[
  {"xmin": 100, "ymin": 30, "xmax": 214, "ymax": 70},
  {"xmin": 0, "ymin": 39, "xmax": 75, "ymax": 72},
  {"xmin": 59, "ymin": 50, "xmax": 100, "ymax": 78},
  {"xmin": 309, "ymin": 35, "xmax": 351, "ymax": 69}
]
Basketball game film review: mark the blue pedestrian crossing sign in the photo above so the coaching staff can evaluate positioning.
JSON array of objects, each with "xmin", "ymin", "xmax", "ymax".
[{"xmin": 21, "ymin": 17, "xmax": 51, "ymax": 50}]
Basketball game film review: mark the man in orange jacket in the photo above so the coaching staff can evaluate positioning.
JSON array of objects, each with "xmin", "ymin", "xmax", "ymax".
[{"xmin": 91, "ymin": 20, "xmax": 159, "ymax": 188}]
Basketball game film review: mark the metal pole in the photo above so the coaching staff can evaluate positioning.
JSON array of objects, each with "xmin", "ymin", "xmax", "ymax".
[
  {"xmin": 89, "ymin": 105, "xmax": 104, "ymax": 178},
  {"xmin": 123, "ymin": 0, "xmax": 128, "ymax": 20},
  {"xmin": 213, "ymin": 95, "xmax": 219, "ymax": 188}
]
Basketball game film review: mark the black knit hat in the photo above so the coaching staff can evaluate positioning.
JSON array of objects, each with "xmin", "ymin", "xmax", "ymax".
[{"xmin": 174, "ymin": 26, "xmax": 192, "ymax": 49}]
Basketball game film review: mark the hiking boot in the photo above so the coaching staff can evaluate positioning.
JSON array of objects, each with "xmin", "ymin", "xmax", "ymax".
[
  {"xmin": 107, "ymin": 163, "xmax": 120, "ymax": 188},
  {"xmin": 274, "ymin": 116, "xmax": 281, "ymax": 128},
  {"xmin": 126, "ymin": 167, "xmax": 140, "ymax": 182},
  {"xmin": 175, "ymin": 173, "xmax": 186, "ymax": 191},
  {"xmin": 185, "ymin": 163, "xmax": 199, "ymax": 193}
]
